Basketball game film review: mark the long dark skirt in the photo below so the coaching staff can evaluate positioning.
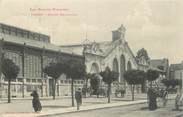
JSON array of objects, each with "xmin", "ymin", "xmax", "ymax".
[{"xmin": 32, "ymin": 98, "xmax": 42, "ymax": 112}]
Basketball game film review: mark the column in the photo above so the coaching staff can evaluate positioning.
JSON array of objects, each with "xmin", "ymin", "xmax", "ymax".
[
  {"xmin": 23, "ymin": 78, "xmax": 26, "ymax": 97},
  {"xmin": 46, "ymin": 78, "xmax": 49, "ymax": 97},
  {"xmin": 40, "ymin": 46, "xmax": 45, "ymax": 97},
  {"xmin": 22, "ymin": 43, "xmax": 26, "ymax": 98},
  {"xmin": 57, "ymin": 80, "xmax": 60, "ymax": 96}
]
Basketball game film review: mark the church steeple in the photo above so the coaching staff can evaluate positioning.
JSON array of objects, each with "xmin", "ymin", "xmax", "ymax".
[{"xmin": 112, "ymin": 24, "xmax": 126, "ymax": 42}]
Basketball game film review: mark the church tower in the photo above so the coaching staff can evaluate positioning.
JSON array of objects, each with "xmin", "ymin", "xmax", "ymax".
[{"xmin": 112, "ymin": 24, "xmax": 126, "ymax": 42}]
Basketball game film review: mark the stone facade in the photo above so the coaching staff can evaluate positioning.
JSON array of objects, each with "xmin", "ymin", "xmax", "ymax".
[
  {"xmin": 62, "ymin": 25, "xmax": 138, "ymax": 79},
  {"xmin": 60, "ymin": 25, "xmax": 145, "ymax": 94}
]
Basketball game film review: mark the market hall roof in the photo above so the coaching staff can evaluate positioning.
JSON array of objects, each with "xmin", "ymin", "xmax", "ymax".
[
  {"xmin": 0, "ymin": 23, "xmax": 83, "ymax": 57},
  {"xmin": 60, "ymin": 39, "xmax": 135, "ymax": 58}
]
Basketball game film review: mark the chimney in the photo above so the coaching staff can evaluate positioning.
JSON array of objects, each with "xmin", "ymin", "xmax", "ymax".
[{"xmin": 112, "ymin": 24, "xmax": 126, "ymax": 42}]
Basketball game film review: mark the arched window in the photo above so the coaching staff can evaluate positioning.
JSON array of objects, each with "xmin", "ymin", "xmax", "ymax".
[{"xmin": 113, "ymin": 58, "xmax": 119, "ymax": 73}]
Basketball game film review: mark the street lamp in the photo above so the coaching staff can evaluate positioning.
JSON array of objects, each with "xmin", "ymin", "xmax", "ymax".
[
  {"xmin": 181, "ymin": 72, "xmax": 183, "ymax": 94},
  {"xmin": 0, "ymin": 38, "xmax": 4, "ymax": 100}
]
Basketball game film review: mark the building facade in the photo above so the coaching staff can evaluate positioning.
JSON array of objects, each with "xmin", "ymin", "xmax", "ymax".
[
  {"xmin": 0, "ymin": 23, "xmax": 84, "ymax": 98},
  {"xmin": 61, "ymin": 25, "xmax": 148, "ymax": 93},
  {"xmin": 169, "ymin": 61, "xmax": 183, "ymax": 80},
  {"xmin": 150, "ymin": 58, "xmax": 169, "ymax": 78}
]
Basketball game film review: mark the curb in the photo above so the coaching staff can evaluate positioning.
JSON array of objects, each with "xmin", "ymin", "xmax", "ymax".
[{"xmin": 38, "ymin": 100, "xmax": 147, "ymax": 117}]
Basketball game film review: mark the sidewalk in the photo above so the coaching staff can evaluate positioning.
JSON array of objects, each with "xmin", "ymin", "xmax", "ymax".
[
  {"xmin": 0, "ymin": 93, "xmax": 176, "ymax": 117},
  {"xmin": 39, "ymin": 100, "xmax": 147, "ymax": 117},
  {"xmin": 40, "ymin": 94, "xmax": 176, "ymax": 117}
]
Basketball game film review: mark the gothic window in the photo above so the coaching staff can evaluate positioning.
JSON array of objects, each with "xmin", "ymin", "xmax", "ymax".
[{"xmin": 113, "ymin": 58, "xmax": 119, "ymax": 73}]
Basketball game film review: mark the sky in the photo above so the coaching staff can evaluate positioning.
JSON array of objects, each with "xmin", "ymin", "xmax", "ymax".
[{"xmin": 0, "ymin": 0, "xmax": 182, "ymax": 64}]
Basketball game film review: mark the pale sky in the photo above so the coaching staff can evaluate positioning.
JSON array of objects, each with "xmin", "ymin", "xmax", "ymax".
[{"xmin": 0, "ymin": 0, "xmax": 182, "ymax": 64}]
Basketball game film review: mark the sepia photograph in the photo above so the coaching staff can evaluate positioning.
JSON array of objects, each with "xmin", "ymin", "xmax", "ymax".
[{"xmin": 0, "ymin": 0, "xmax": 183, "ymax": 117}]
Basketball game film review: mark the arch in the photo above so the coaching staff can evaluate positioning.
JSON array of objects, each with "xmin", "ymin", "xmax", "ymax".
[
  {"xmin": 120, "ymin": 55, "xmax": 126, "ymax": 82},
  {"xmin": 127, "ymin": 61, "xmax": 132, "ymax": 71},
  {"xmin": 90, "ymin": 63, "xmax": 99, "ymax": 73},
  {"xmin": 113, "ymin": 58, "xmax": 119, "ymax": 73}
]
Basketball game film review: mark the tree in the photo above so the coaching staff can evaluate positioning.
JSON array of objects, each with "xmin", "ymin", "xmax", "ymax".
[
  {"xmin": 136, "ymin": 48, "xmax": 150, "ymax": 63},
  {"xmin": 2, "ymin": 58, "xmax": 20, "ymax": 103},
  {"xmin": 43, "ymin": 62, "xmax": 64, "ymax": 100},
  {"xmin": 100, "ymin": 67, "xmax": 119, "ymax": 103},
  {"xmin": 146, "ymin": 69, "xmax": 159, "ymax": 88},
  {"xmin": 64, "ymin": 59, "xmax": 86, "ymax": 107},
  {"xmin": 124, "ymin": 69, "xmax": 146, "ymax": 101},
  {"xmin": 90, "ymin": 74, "xmax": 100, "ymax": 98}
]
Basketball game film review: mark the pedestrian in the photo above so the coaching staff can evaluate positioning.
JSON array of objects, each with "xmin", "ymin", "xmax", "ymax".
[
  {"xmin": 148, "ymin": 88, "xmax": 157, "ymax": 110},
  {"xmin": 30, "ymin": 90, "xmax": 42, "ymax": 112},
  {"xmin": 175, "ymin": 92, "xmax": 183, "ymax": 110},
  {"xmin": 75, "ymin": 88, "xmax": 82, "ymax": 110}
]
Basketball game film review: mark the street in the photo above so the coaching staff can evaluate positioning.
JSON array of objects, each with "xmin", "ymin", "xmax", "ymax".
[{"xmin": 47, "ymin": 100, "xmax": 183, "ymax": 117}]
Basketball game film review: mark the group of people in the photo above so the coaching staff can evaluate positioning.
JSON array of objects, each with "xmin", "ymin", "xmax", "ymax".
[
  {"xmin": 147, "ymin": 87, "xmax": 183, "ymax": 111},
  {"xmin": 30, "ymin": 87, "xmax": 183, "ymax": 112}
]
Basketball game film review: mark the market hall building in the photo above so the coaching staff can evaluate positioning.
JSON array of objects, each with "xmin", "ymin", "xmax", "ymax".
[
  {"xmin": 0, "ymin": 23, "xmax": 84, "ymax": 98},
  {"xmin": 60, "ymin": 25, "xmax": 150, "ymax": 93},
  {"xmin": 0, "ymin": 23, "xmax": 151, "ymax": 98}
]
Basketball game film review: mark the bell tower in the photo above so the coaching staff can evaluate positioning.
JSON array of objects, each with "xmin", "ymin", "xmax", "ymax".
[{"xmin": 112, "ymin": 24, "xmax": 126, "ymax": 42}]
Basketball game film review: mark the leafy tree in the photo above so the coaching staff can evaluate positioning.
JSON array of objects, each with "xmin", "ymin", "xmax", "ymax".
[
  {"xmin": 64, "ymin": 59, "xmax": 86, "ymax": 107},
  {"xmin": 2, "ymin": 58, "xmax": 20, "ymax": 103},
  {"xmin": 90, "ymin": 74, "xmax": 100, "ymax": 98},
  {"xmin": 43, "ymin": 62, "xmax": 64, "ymax": 100},
  {"xmin": 136, "ymin": 48, "xmax": 150, "ymax": 62},
  {"xmin": 124, "ymin": 70, "xmax": 146, "ymax": 101},
  {"xmin": 100, "ymin": 67, "xmax": 119, "ymax": 103},
  {"xmin": 146, "ymin": 69, "xmax": 159, "ymax": 88}
]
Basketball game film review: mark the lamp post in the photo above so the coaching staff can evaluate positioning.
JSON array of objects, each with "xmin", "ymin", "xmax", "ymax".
[
  {"xmin": 181, "ymin": 72, "xmax": 183, "ymax": 95},
  {"xmin": 0, "ymin": 38, "xmax": 4, "ymax": 100},
  {"xmin": 71, "ymin": 48, "xmax": 75, "ymax": 107}
]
